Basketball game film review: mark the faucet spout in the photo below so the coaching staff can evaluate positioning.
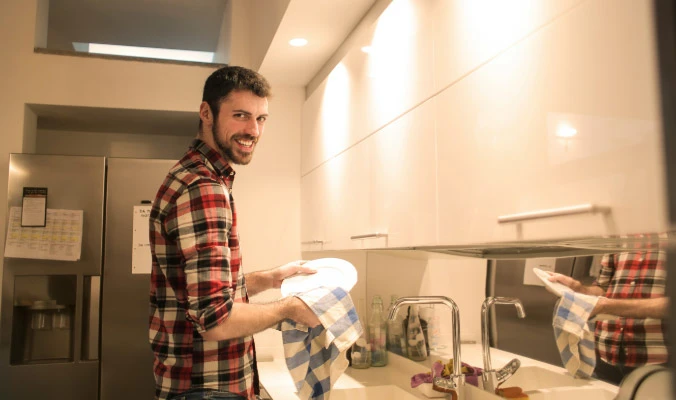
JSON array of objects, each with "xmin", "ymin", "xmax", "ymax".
[
  {"xmin": 389, "ymin": 296, "xmax": 464, "ymax": 389},
  {"xmin": 481, "ymin": 297, "xmax": 526, "ymax": 392}
]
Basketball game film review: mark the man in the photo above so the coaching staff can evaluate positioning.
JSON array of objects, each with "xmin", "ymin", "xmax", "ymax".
[
  {"xmin": 149, "ymin": 66, "xmax": 320, "ymax": 400},
  {"xmin": 549, "ymin": 249, "xmax": 668, "ymax": 384}
]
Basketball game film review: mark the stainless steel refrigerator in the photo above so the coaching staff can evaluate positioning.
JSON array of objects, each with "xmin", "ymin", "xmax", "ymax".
[{"xmin": 0, "ymin": 153, "xmax": 175, "ymax": 400}]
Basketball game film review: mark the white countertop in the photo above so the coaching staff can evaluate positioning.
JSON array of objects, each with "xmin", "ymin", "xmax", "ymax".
[{"xmin": 257, "ymin": 344, "xmax": 618, "ymax": 399}]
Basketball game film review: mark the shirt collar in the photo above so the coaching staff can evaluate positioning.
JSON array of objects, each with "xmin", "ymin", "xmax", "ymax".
[{"xmin": 191, "ymin": 138, "xmax": 236, "ymax": 178}]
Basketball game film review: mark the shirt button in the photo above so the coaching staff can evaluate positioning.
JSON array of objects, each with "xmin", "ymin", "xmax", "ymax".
[
  {"xmin": 630, "ymin": 281, "xmax": 635, "ymax": 286},
  {"xmin": 230, "ymin": 171, "xmax": 235, "ymax": 176}
]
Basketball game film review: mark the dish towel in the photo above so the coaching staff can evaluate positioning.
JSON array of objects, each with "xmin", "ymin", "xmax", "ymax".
[
  {"xmin": 277, "ymin": 287, "xmax": 362, "ymax": 400},
  {"xmin": 553, "ymin": 291, "xmax": 599, "ymax": 378}
]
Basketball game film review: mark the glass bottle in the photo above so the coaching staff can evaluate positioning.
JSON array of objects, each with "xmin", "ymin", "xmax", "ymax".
[
  {"xmin": 386, "ymin": 295, "xmax": 406, "ymax": 356},
  {"xmin": 405, "ymin": 305, "xmax": 427, "ymax": 361},
  {"xmin": 350, "ymin": 298, "xmax": 371, "ymax": 369},
  {"xmin": 369, "ymin": 295, "xmax": 388, "ymax": 366}
]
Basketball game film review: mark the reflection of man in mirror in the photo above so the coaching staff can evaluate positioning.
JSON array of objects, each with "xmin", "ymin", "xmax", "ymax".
[{"xmin": 549, "ymin": 247, "xmax": 667, "ymax": 385}]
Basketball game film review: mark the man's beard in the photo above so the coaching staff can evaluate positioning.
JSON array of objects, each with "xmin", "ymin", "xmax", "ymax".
[{"xmin": 212, "ymin": 121, "xmax": 256, "ymax": 165}]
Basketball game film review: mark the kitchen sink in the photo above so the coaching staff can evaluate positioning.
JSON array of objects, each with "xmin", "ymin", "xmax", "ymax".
[
  {"xmin": 330, "ymin": 385, "xmax": 420, "ymax": 400},
  {"xmin": 503, "ymin": 366, "xmax": 590, "ymax": 390}
]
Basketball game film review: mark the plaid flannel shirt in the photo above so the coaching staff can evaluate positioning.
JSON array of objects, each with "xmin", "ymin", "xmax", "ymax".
[
  {"xmin": 149, "ymin": 139, "xmax": 257, "ymax": 400},
  {"xmin": 593, "ymin": 250, "xmax": 667, "ymax": 366}
]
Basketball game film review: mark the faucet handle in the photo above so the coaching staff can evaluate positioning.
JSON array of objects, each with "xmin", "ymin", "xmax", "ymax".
[{"xmin": 496, "ymin": 358, "xmax": 521, "ymax": 384}]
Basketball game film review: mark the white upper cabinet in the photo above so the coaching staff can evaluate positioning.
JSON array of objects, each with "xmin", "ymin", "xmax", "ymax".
[
  {"xmin": 436, "ymin": 0, "xmax": 667, "ymax": 244},
  {"xmin": 300, "ymin": 0, "xmax": 436, "ymax": 175},
  {"xmin": 301, "ymin": 0, "xmax": 667, "ymax": 251},
  {"xmin": 431, "ymin": 0, "xmax": 582, "ymax": 93},
  {"xmin": 369, "ymin": 99, "xmax": 438, "ymax": 248}
]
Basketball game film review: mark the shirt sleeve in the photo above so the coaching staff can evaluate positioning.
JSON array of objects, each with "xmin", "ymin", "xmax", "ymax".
[
  {"xmin": 166, "ymin": 178, "xmax": 235, "ymax": 333},
  {"xmin": 593, "ymin": 253, "xmax": 615, "ymax": 293}
]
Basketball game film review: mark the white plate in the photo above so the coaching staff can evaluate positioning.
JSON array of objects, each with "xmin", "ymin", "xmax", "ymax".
[
  {"xmin": 280, "ymin": 258, "xmax": 357, "ymax": 297},
  {"xmin": 534, "ymin": 267, "xmax": 619, "ymax": 321},
  {"xmin": 532, "ymin": 268, "xmax": 574, "ymax": 297}
]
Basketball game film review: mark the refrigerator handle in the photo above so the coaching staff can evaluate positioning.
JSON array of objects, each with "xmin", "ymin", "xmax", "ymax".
[{"xmin": 82, "ymin": 276, "xmax": 101, "ymax": 361}]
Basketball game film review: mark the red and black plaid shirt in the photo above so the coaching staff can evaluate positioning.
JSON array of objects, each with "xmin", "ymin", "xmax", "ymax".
[
  {"xmin": 149, "ymin": 139, "xmax": 257, "ymax": 400},
  {"xmin": 593, "ymin": 249, "xmax": 667, "ymax": 366}
]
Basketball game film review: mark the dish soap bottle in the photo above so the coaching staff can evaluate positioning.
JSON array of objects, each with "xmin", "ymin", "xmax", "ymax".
[
  {"xmin": 387, "ymin": 295, "xmax": 405, "ymax": 356},
  {"xmin": 369, "ymin": 295, "xmax": 388, "ymax": 367},
  {"xmin": 406, "ymin": 305, "xmax": 427, "ymax": 361}
]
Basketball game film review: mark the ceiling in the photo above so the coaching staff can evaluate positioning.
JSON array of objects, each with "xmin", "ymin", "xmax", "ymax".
[
  {"xmin": 47, "ymin": 0, "xmax": 227, "ymax": 52},
  {"xmin": 38, "ymin": 0, "xmax": 378, "ymax": 133},
  {"xmin": 258, "ymin": 0, "xmax": 378, "ymax": 86}
]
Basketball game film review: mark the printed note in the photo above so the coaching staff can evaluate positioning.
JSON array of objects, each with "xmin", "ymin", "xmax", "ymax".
[{"xmin": 132, "ymin": 205, "xmax": 152, "ymax": 274}]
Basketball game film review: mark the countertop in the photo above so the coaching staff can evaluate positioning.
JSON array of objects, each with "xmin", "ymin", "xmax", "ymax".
[{"xmin": 257, "ymin": 344, "xmax": 618, "ymax": 399}]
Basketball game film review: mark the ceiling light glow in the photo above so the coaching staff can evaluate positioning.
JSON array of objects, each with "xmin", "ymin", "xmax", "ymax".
[
  {"xmin": 289, "ymin": 38, "xmax": 308, "ymax": 47},
  {"xmin": 556, "ymin": 124, "xmax": 578, "ymax": 138}
]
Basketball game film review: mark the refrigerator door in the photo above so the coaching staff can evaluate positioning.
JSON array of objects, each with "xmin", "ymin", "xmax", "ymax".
[
  {"xmin": 100, "ymin": 158, "xmax": 176, "ymax": 400},
  {"xmin": 488, "ymin": 257, "xmax": 592, "ymax": 366},
  {"xmin": 1, "ymin": 154, "xmax": 105, "ymax": 400}
]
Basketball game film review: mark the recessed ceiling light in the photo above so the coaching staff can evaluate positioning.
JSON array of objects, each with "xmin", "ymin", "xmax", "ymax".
[
  {"xmin": 361, "ymin": 46, "xmax": 372, "ymax": 53},
  {"xmin": 289, "ymin": 38, "xmax": 308, "ymax": 47}
]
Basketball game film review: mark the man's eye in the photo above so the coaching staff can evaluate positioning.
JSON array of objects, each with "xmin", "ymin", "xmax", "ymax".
[
  {"xmin": 257, "ymin": 116, "xmax": 267, "ymax": 122},
  {"xmin": 234, "ymin": 113, "xmax": 248, "ymax": 119}
]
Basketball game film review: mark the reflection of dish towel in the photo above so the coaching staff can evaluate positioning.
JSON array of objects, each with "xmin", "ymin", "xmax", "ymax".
[
  {"xmin": 278, "ymin": 287, "xmax": 362, "ymax": 399},
  {"xmin": 553, "ymin": 291, "xmax": 599, "ymax": 378}
]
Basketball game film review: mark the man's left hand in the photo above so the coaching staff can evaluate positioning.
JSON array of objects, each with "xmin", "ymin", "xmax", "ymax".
[{"xmin": 268, "ymin": 260, "xmax": 316, "ymax": 289}]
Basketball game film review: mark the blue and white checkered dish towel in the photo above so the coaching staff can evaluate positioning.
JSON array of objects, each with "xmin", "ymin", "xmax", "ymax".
[
  {"xmin": 277, "ymin": 287, "xmax": 362, "ymax": 400},
  {"xmin": 553, "ymin": 291, "xmax": 599, "ymax": 378}
]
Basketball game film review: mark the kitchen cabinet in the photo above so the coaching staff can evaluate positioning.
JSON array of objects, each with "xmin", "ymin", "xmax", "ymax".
[
  {"xmin": 301, "ymin": 0, "xmax": 667, "ymax": 252},
  {"xmin": 301, "ymin": 140, "xmax": 373, "ymax": 251},
  {"xmin": 436, "ymin": 0, "xmax": 667, "ymax": 245},
  {"xmin": 369, "ymin": 99, "xmax": 438, "ymax": 248}
]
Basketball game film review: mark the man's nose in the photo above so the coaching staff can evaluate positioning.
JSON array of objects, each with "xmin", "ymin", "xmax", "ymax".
[{"xmin": 244, "ymin": 119, "xmax": 260, "ymax": 137}]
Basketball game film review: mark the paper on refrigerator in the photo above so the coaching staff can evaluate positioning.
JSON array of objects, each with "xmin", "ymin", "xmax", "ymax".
[
  {"xmin": 4, "ymin": 207, "xmax": 83, "ymax": 261},
  {"xmin": 132, "ymin": 205, "xmax": 152, "ymax": 274}
]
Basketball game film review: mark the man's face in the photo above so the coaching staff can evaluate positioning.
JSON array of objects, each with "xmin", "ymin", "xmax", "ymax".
[{"xmin": 210, "ymin": 90, "xmax": 269, "ymax": 165}]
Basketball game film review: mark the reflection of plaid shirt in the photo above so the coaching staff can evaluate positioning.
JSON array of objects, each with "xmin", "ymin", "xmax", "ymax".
[
  {"xmin": 593, "ymin": 250, "xmax": 667, "ymax": 366},
  {"xmin": 149, "ymin": 139, "xmax": 257, "ymax": 400}
]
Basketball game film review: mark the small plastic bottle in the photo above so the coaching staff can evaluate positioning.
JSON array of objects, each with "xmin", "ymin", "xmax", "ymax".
[
  {"xmin": 369, "ymin": 295, "xmax": 388, "ymax": 367},
  {"xmin": 350, "ymin": 298, "xmax": 371, "ymax": 369},
  {"xmin": 405, "ymin": 305, "xmax": 427, "ymax": 361},
  {"xmin": 386, "ymin": 295, "xmax": 406, "ymax": 356}
]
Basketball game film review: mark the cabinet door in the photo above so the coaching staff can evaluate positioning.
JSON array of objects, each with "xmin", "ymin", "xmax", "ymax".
[
  {"xmin": 302, "ymin": 141, "xmax": 373, "ymax": 251},
  {"xmin": 436, "ymin": 0, "xmax": 667, "ymax": 245},
  {"xmin": 300, "ymin": 168, "xmax": 327, "ymax": 252},
  {"xmin": 370, "ymin": 99, "xmax": 438, "ymax": 248}
]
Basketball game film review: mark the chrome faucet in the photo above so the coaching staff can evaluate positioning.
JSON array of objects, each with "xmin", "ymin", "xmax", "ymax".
[
  {"xmin": 388, "ymin": 296, "xmax": 464, "ymax": 391},
  {"xmin": 481, "ymin": 297, "xmax": 526, "ymax": 393}
]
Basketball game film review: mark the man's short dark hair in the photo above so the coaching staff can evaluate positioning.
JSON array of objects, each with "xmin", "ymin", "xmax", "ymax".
[{"xmin": 199, "ymin": 65, "xmax": 272, "ymax": 130}]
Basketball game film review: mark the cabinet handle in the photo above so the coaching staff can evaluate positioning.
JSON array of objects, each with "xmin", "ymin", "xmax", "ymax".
[
  {"xmin": 497, "ymin": 203, "xmax": 610, "ymax": 224},
  {"xmin": 301, "ymin": 240, "xmax": 325, "ymax": 244},
  {"xmin": 350, "ymin": 232, "xmax": 388, "ymax": 240}
]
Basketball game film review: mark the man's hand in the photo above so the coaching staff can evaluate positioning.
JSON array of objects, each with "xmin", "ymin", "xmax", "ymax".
[
  {"xmin": 547, "ymin": 272, "xmax": 583, "ymax": 292},
  {"xmin": 268, "ymin": 260, "xmax": 316, "ymax": 289},
  {"xmin": 547, "ymin": 273, "xmax": 605, "ymax": 296},
  {"xmin": 287, "ymin": 296, "xmax": 322, "ymax": 328},
  {"xmin": 246, "ymin": 260, "xmax": 317, "ymax": 296}
]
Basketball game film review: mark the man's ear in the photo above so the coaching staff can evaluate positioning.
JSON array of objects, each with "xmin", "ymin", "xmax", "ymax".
[{"xmin": 199, "ymin": 102, "xmax": 213, "ymax": 125}]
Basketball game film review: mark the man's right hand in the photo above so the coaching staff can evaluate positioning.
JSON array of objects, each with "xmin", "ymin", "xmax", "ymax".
[{"xmin": 286, "ymin": 297, "xmax": 321, "ymax": 328}]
